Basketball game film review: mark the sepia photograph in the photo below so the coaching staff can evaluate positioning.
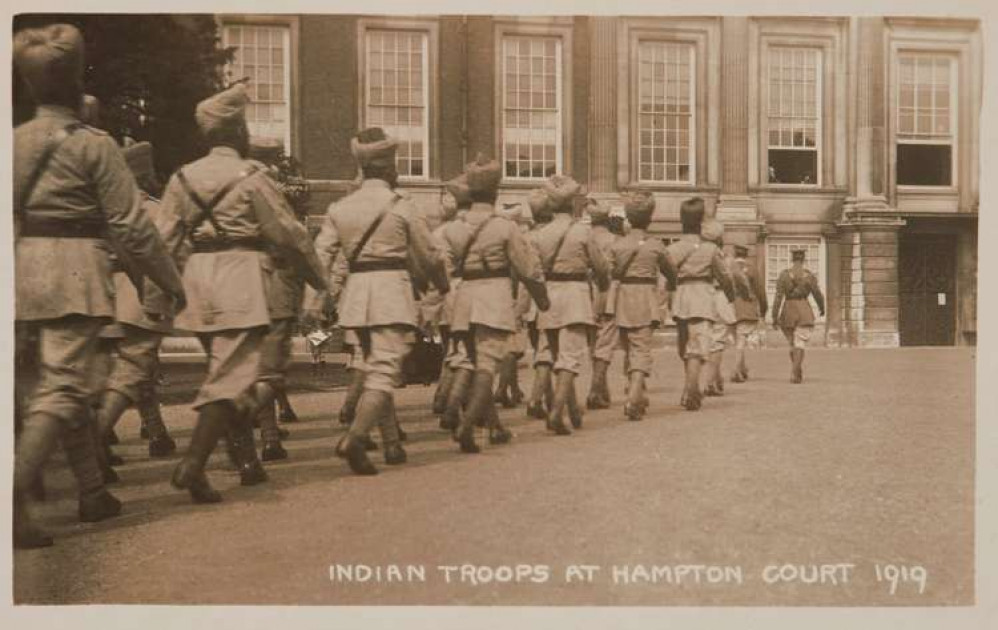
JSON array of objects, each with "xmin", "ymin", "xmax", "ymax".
[{"xmin": 3, "ymin": 0, "xmax": 996, "ymax": 626}]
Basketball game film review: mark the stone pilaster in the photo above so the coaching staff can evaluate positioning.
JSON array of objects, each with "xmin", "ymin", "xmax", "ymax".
[
  {"xmin": 716, "ymin": 16, "xmax": 757, "ymax": 223},
  {"xmin": 843, "ymin": 17, "xmax": 889, "ymax": 215},
  {"xmin": 837, "ymin": 218, "xmax": 905, "ymax": 347},
  {"xmin": 588, "ymin": 17, "xmax": 617, "ymax": 193}
]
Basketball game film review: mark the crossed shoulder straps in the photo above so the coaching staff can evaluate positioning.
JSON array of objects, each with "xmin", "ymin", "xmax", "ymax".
[
  {"xmin": 348, "ymin": 194, "xmax": 399, "ymax": 266},
  {"xmin": 175, "ymin": 163, "xmax": 259, "ymax": 240}
]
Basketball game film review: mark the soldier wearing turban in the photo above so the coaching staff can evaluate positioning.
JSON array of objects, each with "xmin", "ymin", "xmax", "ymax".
[
  {"xmin": 13, "ymin": 24, "xmax": 186, "ymax": 548},
  {"xmin": 531, "ymin": 175, "xmax": 610, "ymax": 435},
  {"xmin": 437, "ymin": 155, "xmax": 549, "ymax": 453},
  {"xmin": 664, "ymin": 198, "xmax": 736, "ymax": 411},
  {"xmin": 585, "ymin": 196, "xmax": 621, "ymax": 411},
  {"xmin": 304, "ymin": 127, "xmax": 448, "ymax": 475},
  {"xmin": 158, "ymin": 83, "xmax": 327, "ymax": 499}
]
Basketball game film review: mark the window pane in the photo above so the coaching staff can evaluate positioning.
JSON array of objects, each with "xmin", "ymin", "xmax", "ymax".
[
  {"xmin": 767, "ymin": 45, "xmax": 820, "ymax": 187},
  {"xmin": 768, "ymin": 148, "xmax": 818, "ymax": 185},
  {"xmin": 897, "ymin": 53, "xmax": 955, "ymax": 147},
  {"xmin": 501, "ymin": 35, "xmax": 562, "ymax": 179},
  {"xmin": 897, "ymin": 143, "xmax": 952, "ymax": 186},
  {"xmin": 636, "ymin": 40, "xmax": 694, "ymax": 182},
  {"xmin": 365, "ymin": 29, "xmax": 430, "ymax": 178},
  {"xmin": 224, "ymin": 23, "xmax": 291, "ymax": 149}
]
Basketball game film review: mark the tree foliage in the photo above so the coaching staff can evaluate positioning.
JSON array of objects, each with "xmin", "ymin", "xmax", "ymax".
[{"xmin": 13, "ymin": 14, "xmax": 234, "ymax": 178}]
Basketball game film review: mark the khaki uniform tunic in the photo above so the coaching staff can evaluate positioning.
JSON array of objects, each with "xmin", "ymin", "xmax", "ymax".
[
  {"xmin": 15, "ymin": 106, "xmax": 183, "ymax": 423},
  {"xmin": 533, "ymin": 214, "xmax": 610, "ymax": 330}
]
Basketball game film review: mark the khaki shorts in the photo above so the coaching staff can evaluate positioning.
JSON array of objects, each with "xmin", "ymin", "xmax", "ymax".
[
  {"xmin": 591, "ymin": 315, "xmax": 619, "ymax": 363},
  {"xmin": 455, "ymin": 325, "xmax": 510, "ymax": 376},
  {"xmin": 194, "ymin": 327, "xmax": 265, "ymax": 409},
  {"xmin": 19, "ymin": 316, "xmax": 104, "ymax": 428},
  {"xmin": 710, "ymin": 321, "xmax": 736, "ymax": 354},
  {"xmin": 446, "ymin": 332, "xmax": 474, "ymax": 372},
  {"xmin": 534, "ymin": 325, "xmax": 589, "ymax": 375},
  {"xmin": 106, "ymin": 325, "xmax": 163, "ymax": 403},
  {"xmin": 734, "ymin": 320, "xmax": 757, "ymax": 350},
  {"xmin": 677, "ymin": 318, "xmax": 712, "ymax": 360},
  {"xmin": 352, "ymin": 325, "xmax": 415, "ymax": 393},
  {"xmin": 259, "ymin": 318, "xmax": 295, "ymax": 385},
  {"xmin": 782, "ymin": 325, "xmax": 813, "ymax": 349},
  {"xmin": 620, "ymin": 326, "xmax": 654, "ymax": 376}
]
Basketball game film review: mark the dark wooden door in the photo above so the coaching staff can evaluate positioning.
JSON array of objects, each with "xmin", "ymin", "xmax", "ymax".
[{"xmin": 898, "ymin": 235, "xmax": 957, "ymax": 346}]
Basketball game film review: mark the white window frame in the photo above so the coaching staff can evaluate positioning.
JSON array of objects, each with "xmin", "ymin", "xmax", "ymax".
[
  {"xmin": 499, "ymin": 33, "xmax": 564, "ymax": 181},
  {"xmin": 894, "ymin": 52, "xmax": 959, "ymax": 190},
  {"xmin": 361, "ymin": 28, "xmax": 430, "ymax": 181},
  {"xmin": 221, "ymin": 21, "xmax": 294, "ymax": 154},
  {"xmin": 765, "ymin": 236, "xmax": 826, "ymax": 323},
  {"xmin": 635, "ymin": 40, "xmax": 697, "ymax": 185},
  {"xmin": 764, "ymin": 46, "xmax": 823, "ymax": 188}
]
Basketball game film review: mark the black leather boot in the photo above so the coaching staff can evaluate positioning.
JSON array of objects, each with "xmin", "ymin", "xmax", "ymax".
[
  {"xmin": 275, "ymin": 386, "xmax": 298, "ymax": 423},
  {"xmin": 139, "ymin": 388, "xmax": 177, "ymax": 458},
  {"xmin": 13, "ymin": 413, "xmax": 63, "ymax": 548},
  {"xmin": 432, "ymin": 366, "xmax": 456, "ymax": 415},
  {"xmin": 337, "ymin": 390, "xmax": 391, "ymax": 475},
  {"xmin": 441, "ymin": 369, "xmax": 473, "ymax": 431},
  {"xmin": 457, "ymin": 371, "xmax": 494, "ymax": 454},
  {"xmin": 62, "ymin": 419, "xmax": 122, "ymax": 520},
  {"xmin": 171, "ymin": 402, "xmax": 230, "ymax": 504},
  {"xmin": 546, "ymin": 370, "xmax": 573, "ymax": 435},
  {"xmin": 339, "ymin": 368, "xmax": 365, "ymax": 426}
]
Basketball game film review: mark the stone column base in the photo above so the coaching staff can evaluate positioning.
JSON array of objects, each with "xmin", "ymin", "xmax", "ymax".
[{"xmin": 836, "ymin": 211, "xmax": 906, "ymax": 348}]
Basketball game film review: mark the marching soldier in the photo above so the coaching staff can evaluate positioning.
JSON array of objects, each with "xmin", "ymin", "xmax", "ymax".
[
  {"xmin": 159, "ymin": 83, "xmax": 327, "ymax": 502},
  {"xmin": 606, "ymin": 192, "xmax": 677, "ymax": 420},
  {"xmin": 730, "ymin": 242, "xmax": 768, "ymax": 382},
  {"xmin": 432, "ymin": 176, "xmax": 472, "ymax": 425},
  {"xmin": 95, "ymin": 142, "xmax": 181, "ymax": 474},
  {"xmin": 441, "ymin": 155, "xmax": 549, "ymax": 453},
  {"xmin": 700, "ymin": 220, "xmax": 742, "ymax": 397},
  {"xmin": 772, "ymin": 249, "xmax": 825, "ymax": 383},
  {"xmin": 493, "ymin": 203, "xmax": 535, "ymax": 409},
  {"xmin": 532, "ymin": 176, "xmax": 610, "ymax": 435},
  {"xmin": 245, "ymin": 136, "xmax": 305, "ymax": 461},
  {"xmin": 304, "ymin": 127, "xmax": 448, "ymax": 475},
  {"xmin": 248, "ymin": 136, "xmax": 308, "ymax": 427},
  {"xmin": 524, "ymin": 188, "xmax": 556, "ymax": 421},
  {"xmin": 13, "ymin": 24, "xmax": 186, "ymax": 548},
  {"xmin": 665, "ymin": 198, "xmax": 735, "ymax": 411},
  {"xmin": 585, "ymin": 197, "xmax": 620, "ymax": 410}
]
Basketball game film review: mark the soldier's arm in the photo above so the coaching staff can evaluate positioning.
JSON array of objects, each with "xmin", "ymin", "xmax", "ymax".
[
  {"xmin": 403, "ymin": 200, "xmax": 449, "ymax": 295},
  {"xmin": 142, "ymin": 184, "xmax": 192, "ymax": 317},
  {"xmin": 89, "ymin": 134, "xmax": 185, "ymax": 305},
  {"xmin": 810, "ymin": 274, "xmax": 826, "ymax": 316},
  {"xmin": 585, "ymin": 227, "xmax": 611, "ymax": 292},
  {"xmin": 711, "ymin": 250, "xmax": 736, "ymax": 303},
  {"xmin": 249, "ymin": 173, "xmax": 326, "ymax": 293},
  {"xmin": 302, "ymin": 208, "xmax": 342, "ymax": 314},
  {"xmin": 750, "ymin": 268, "xmax": 769, "ymax": 318},
  {"xmin": 508, "ymin": 223, "xmax": 550, "ymax": 311},
  {"xmin": 655, "ymin": 242, "xmax": 678, "ymax": 288},
  {"xmin": 772, "ymin": 273, "xmax": 786, "ymax": 325}
]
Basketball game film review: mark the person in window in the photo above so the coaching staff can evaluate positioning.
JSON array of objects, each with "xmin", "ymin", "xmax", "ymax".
[
  {"xmin": 772, "ymin": 249, "xmax": 825, "ymax": 384},
  {"xmin": 13, "ymin": 24, "xmax": 186, "ymax": 548}
]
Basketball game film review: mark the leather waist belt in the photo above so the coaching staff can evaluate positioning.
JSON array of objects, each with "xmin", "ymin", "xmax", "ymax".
[
  {"xmin": 786, "ymin": 294, "xmax": 810, "ymax": 300},
  {"xmin": 460, "ymin": 268, "xmax": 511, "ymax": 281},
  {"xmin": 19, "ymin": 216, "xmax": 106, "ymax": 239},
  {"xmin": 547, "ymin": 272, "xmax": 589, "ymax": 283},
  {"xmin": 191, "ymin": 238, "xmax": 266, "ymax": 254},
  {"xmin": 348, "ymin": 259, "xmax": 408, "ymax": 273},
  {"xmin": 618, "ymin": 277, "xmax": 658, "ymax": 285},
  {"xmin": 109, "ymin": 259, "xmax": 124, "ymax": 273},
  {"xmin": 677, "ymin": 276, "xmax": 711, "ymax": 285}
]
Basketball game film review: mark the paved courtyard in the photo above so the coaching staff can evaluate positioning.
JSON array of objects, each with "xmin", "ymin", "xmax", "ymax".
[{"xmin": 12, "ymin": 346, "xmax": 975, "ymax": 606}]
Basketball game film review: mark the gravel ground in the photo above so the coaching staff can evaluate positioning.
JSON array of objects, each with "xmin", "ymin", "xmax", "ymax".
[{"xmin": 13, "ymin": 346, "xmax": 975, "ymax": 606}]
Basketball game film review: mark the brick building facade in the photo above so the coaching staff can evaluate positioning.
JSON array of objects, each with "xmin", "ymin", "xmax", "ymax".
[{"xmin": 218, "ymin": 14, "xmax": 981, "ymax": 347}]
